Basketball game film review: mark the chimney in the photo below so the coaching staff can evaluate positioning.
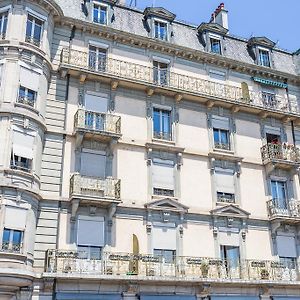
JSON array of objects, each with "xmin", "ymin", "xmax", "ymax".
[{"xmin": 210, "ymin": 3, "xmax": 228, "ymax": 30}]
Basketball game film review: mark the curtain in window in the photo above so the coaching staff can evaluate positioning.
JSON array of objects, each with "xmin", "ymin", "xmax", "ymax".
[
  {"xmin": 152, "ymin": 158, "xmax": 174, "ymax": 190},
  {"xmin": 77, "ymin": 216, "xmax": 105, "ymax": 247},
  {"xmin": 215, "ymin": 168, "xmax": 235, "ymax": 194},
  {"xmin": 12, "ymin": 125, "xmax": 36, "ymax": 159},
  {"xmin": 19, "ymin": 67, "xmax": 40, "ymax": 91},
  {"xmin": 152, "ymin": 225, "xmax": 176, "ymax": 250},
  {"xmin": 5, "ymin": 206, "xmax": 27, "ymax": 230}
]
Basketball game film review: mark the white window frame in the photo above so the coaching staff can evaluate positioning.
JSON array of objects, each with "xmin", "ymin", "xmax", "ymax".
[
  {"xmin": 152, "ymin": 105, "xmax": 173, "ymax": 141},
  {"xmin": 1, "ymin": 228, "xmax": 23, "ymax": 253},
  {"xmin": 153, "ymin": 18, "xmax": 168, "ymax": 41},
  {"xmin": 88, "ymin": 44, "xmax": 107, "ymax": 72},
  {"xmin": 0, "ymin": 9, "xmax": 8, "ymax": 38},
  {"xmin": 153, "ymin": 60, "xmax": 169, "ymax": 86},
  {"xmin": 25, "ymin": 11, "xmax": 44, "ymax": 47},
  {"xmin": 258, "ymin": 46, "xmax": 271, "ymax": 67},
  {"xmin": 18, "ymin": 85, "xmax": 37, "ymax": 108},
  {"xmin": 93, "ymin": 1, "xmax": 108, "ymax": 25}
]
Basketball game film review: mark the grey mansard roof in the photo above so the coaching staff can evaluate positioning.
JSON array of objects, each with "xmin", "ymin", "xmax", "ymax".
[{"xmin": 54, "ymin": 0, "xmax": 299, "ymax": 76}]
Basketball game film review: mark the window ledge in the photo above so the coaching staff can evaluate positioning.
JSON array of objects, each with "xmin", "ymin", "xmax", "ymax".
[
  {"xmin": 208, "ymin": 151, "xmax": 243, "ymax": 162},
  {"xmin": 15, "ymin": 102, "xmax": 40, "ymax": 116},
  {"xmin": 147, "ymin": 141, "xmax": 185, "ymax": 153},
  {"xmin": 152, "ymin": 195, "xmax": 178, "ymax": 201}
]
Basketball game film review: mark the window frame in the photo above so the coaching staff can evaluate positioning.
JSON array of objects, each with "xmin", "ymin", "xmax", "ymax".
[
  {"xmin": 153, "ymin": 18, "xmax": 168, "ymax": 41},
  {"xmin": 270, "ymin": 179, "xmax": 288, "ymax": 209},
  {"xmin": 25, "ymin": 12, "xmax": 44, "ymax": 47},
  {"xmin": 213, "ymin": 127, "xmax": 230, "ymax": 150},
  {"xmin": 88, "ymin": 44, "xmax": 107, "ymax": 72},
  {"xmin": 210, "ymin": 37, "xmax": 222, "ymax": 55},
  {"xmin": 153, "ymin": 248, "xmax": 176, "ymax": 264},
  {"xmin": 152, "ymin": 106, "xmax": 172, "ymax": 141},
  {"xmin": 17, "ymin": 85, "xmax": 37, "ymax": 108},
  {"xmin": 0, "ymin": 10, "xmax": 8, "ymax": 39},
  {"xmin": 77, "ymin": 245, "xmax": 102, "ymax": 260},
  {"xmin": 2, "ymin": 228, "xmax": 23, "ymax": 253},
  {"xmin": 153, "ymin": 60, "xmax": 169, "ymax": 86},
  {"xmin": 258, "ymin": 47, "xmax": 271, "ymax": 68},
  {"xmin": 92, "ymin": 1, "xmax": 108, "ymax": 25}
]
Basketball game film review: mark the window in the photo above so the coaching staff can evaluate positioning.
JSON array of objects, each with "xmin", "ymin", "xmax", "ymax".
[
  {"xmin": 26, "ymin": 14, "xmax": 43, "ymax": 47},
  {"xmin": 18, "ymin": 86, "xmax": 37, "ymax": 107},
  {"xmin": 154, "ymin": 20, "xmax": 167, "ymax": 40},
  {"xmin": 211, "ymin": 116, "xmax": 231, "ymax": 151},
  {"xmin": 262, "ymin": 88, "xmax": 277, "ymax": 109},
  {"xmin": 154, "ymin": 249, "xmax": 176, "ymax": 264},
  {"xmin": 215, "ymin": 167, "xmax": 235, "ymax": 204},
  {"xmin": 93, "ymin": 3, "xmax": 107, "ymax": 25},
  {"xmin": 77, "ymin": 216, "xmax": 105, "ymax": 260},
  {"xmin": 153, "ymin": 61, "xmax": 168, "ymax": 86},
  {"xmin": 271, "ymin": 180, "xmax": 287, "ymax": 210},
  {"xmin": 266, "ymin": 133, "xmax": 280, "ymax": 144},
  {"xmin": 210, "ymin": 38, "xmax": 222, "ymax": 54},
  {"xmin": 152, "ymin": 158, "xmax": 175, "ymax": 197},
  {"xmin": 277, "ymin": 236, "xmax": 297, "ymax": 268},
  {"xmin": 0, "ymin": 11, "xmax": 8, "ymax": 39},
  {"xmin": 258, "ymin": 49, "xmax": 271, "ymax": 67},
  {"xmin": 10, "ymin": 125, "xmax": 35, "ymax": 172},
  {"xmin": 220, "ymin": 245, "xmax": 240, "ymax": 273},
  {"xmin": 153, "ymin": 107, "xmax": 171, "ymax": 140},
  {"xmin": 80, "ymin": 149, "xmax": 106, "ymax": 178},
  {"xmin": 88, "ymin": 46, "xmax": 107, "ymax": 72},
  {"xmin": 2, "ymin": 228, "xmax": 23, "ymax": 253},
  {"xmin": 213, "ymin": 128, "xmax": 230, "ymax": 150}
]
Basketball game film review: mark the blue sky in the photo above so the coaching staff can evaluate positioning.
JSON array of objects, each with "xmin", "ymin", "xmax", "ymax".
[{"xmin": 125, "ymin": 0, "xmax": 300, "ymax": 52}]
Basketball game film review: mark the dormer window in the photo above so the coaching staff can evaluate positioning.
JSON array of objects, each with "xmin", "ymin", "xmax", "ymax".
[
  {"xmin": 258, "ymin": 49, "xmax": 271, "ymax": 67},
  {"xmin": 210, "ymin": 38, "xmax": 221, "ymax": 54},
  {"xmin": 93, "ymin": 2, "xmax": 107, "ymax": 25},
  {"xmin": 154, "ymin": 20, "xmax": 167, "ymax": 40}
]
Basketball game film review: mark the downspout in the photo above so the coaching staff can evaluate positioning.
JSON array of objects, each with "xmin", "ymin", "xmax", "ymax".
[{"xmin": 52, "ymin": 26, "xmax": 75, "ymax": 300}]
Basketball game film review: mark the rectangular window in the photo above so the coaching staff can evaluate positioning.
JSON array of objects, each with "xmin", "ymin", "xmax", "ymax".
[
  {"xmin": 215, "ymin": 168, "xmax": 235, "ymax": 203},
  {"xmin": 80, "ymin": 150, "xmax": 106, "ymax": 178},
  {"xmin": 154, "ymin": 249, "xmax": 176, "ymax": 264},
  {"xmin": 212, "ymin": 116, "xmax": 231, "ymax": 150},
  {"xmin": 93, "ymin": 3, "xmax": 107, "ymax": 25},
  {"xmin": 77, "ymin": 216, "xmax": 105, "ymax": 259},
  {"xmin": 18, "ymin": 86, "xmax": 37, "ymax": 107},
  {"xmin": 153, "ymin": 61, "xmax": 168, "ymax": 86},
  {"xmin": 262, "ymin": 91, "xmax": 277, "ymax": 109},
  {"xmin": 153, "ymin": 107, "xmax": 171, "ymax": 140},
  {"xmin": 271, "ymin": 180, "xmax": 287, "ymax": 210},
  {"xmin": 210, "ymin": 38, "xmax": 222, "ymax": 54},
  {"xmin": 26, "ymin": 14, "xmax": 43, "ymax": 47},
  {"xmin": 2, "ymin": 228, "xmax": 23, "ymax": 253},
  {"xmin": 152, "ymin": 158, "xmax": 175, "ymax": 197},
  {"xmin": 10, "ymin": 126, "xmax": 35, "ymax": 172},
  {"xmin": 88, "ymin": 45, "xmax": 107, "ymax": 72},
  {"xmin": 220, "ymin": 245, "xmax": 240, "ymax": 276},
  {"xmin": 259, "ymin": 49, "xmax": 271, "ymax": 67},
  {"xmin": 0, "ymin": 11, "xmax": 8, "ymax": 39},
  {"xmin": 154, "ymin": 21, "xmax": 167, "ymax": 40}
]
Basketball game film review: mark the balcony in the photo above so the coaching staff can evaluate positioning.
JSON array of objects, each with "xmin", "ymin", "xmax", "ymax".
[
  {"xmin": 74, "ymin": 109, "xmax": 121, "ymax": 144},
  {"xmin": 0, "ymin": 242, "xmax": 22, "ymax": 254},
  {"xmin": 45, "ymin": 250, "xmax": 298, "ymax": 283},
  {"xmin": 25, "ymin": 35, "xmax": 41, "ymax": 47},
  {"xmin": 60, "ymin": 48, "xmax": 298, "ymax": 116},
  {"xmin": 70, "ymin": 174, "xmax": 121, "ymax": 206},
  {"xmin": 261, "ymin": 143, "xmax": 300, "ymax": 169},
  {"xmin": 267, "ymin": 198, "xmax": 300, "ymax": 222}
]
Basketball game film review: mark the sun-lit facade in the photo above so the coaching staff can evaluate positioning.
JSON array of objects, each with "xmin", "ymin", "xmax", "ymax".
[{"xmin": 0, "ymin": 0, "xmax": 300, "ymax": 299}]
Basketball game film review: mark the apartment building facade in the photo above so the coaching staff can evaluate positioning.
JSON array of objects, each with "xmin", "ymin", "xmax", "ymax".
[{"xmin": 0, "ymin": 0, "xmax": 300, "ymax": 299}]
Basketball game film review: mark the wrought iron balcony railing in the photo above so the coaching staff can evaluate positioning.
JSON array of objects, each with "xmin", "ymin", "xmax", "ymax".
[
  {"xmin": 45, "ymin": 250, "xmax": 298, "ymax": 282},
  {"xmin": 217, "ymin": 193, "xmax": 235, "ymax": 204},
  {"xmin": 60, "ymin": 48, "xmax": 298, "ymax": 114},
  {"xmin": 17, "ymin": 95, "xmax": 35, "ymax": 108},
  {"xmin": 267, "ymin": 198, "xmax": 300, "ymax": 219},
  {"xmin": 70, "ymin": 173, "xmax": 121, "ymax": 200},
  {"xmin": 261, "ymin": 143, "xmax": 300, "ymax": 164},
  {"xmin": 25, "ymin": 35, "xmax": 41, "ymax": 47},
  {"xmin": 0, "ymin": 242, "xmax": 22, "ymax": 253},
  {"xmin": 74, "ymin": 109, "xmax": 121, "ymax": 136}
]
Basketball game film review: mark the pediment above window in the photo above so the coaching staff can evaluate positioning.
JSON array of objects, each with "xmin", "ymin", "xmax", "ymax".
[
  {"xmin": 143, "ymin": 7, "xmax": 176, "ymax": 22},
  {"xmin": 197, "ymin": 22, "xmax": 228, "ymax": 35},
  {"xmin": 145, "ymin": 198, "xmax": 188, "ymax": 214},
  {"xmin": 210, "ymin": 204, "xmax": 250, "ymax": 219},
  {"xmin": 248, "ymin": 36, "xmax": 275, "ymax": 49}
]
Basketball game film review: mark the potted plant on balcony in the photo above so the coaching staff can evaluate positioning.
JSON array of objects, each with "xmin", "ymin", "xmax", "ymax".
[
  {"xmin": 260, "ymin": 268, "xmax": 269, "ymax": 279},
  {"xmin": 200, "ymin": 261, "xmax": 209, "ymax": 278}
]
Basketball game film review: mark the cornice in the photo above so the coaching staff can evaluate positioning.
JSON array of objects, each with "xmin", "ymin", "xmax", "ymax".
[
  {"xmin": 27, "ymin": 0, "xmax": 64, "ymax": 18},
  {"xmin": 59, "ymin": 17, "xmax": 300, "ymax": 85}
]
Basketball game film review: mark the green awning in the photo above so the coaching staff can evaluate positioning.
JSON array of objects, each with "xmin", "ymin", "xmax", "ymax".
[{"xmin": 252, "ymin": 77, "xmax": 287, "ymax": 88}]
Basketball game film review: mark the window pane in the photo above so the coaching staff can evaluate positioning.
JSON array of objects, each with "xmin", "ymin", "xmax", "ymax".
[
  {"xmin": 93, "ymin": 6, "xmax": 99, "ymax": 23},
  {"xmin": 213, "ymin": 128, "xmax": 220, "ymax": 143},
  {"xmin": 162, "ymin": 110, "xmax": 170, "ymax": 134},
  {"xmin": 153, "ymin": 109, "xmax": 161, "ymax": 133},
  {"xmin": 2, "ymin": 229, "xmax": 10, "ymax": 243},
  {"xmin": 33, "ymin": 24, "xmax": 42, "ymax": 41},
  {"xmin": 154, "ymin": 22, "xmax": 159, "ymax": 38},
  {"xmin": 90, "ymin": 246, "xmax": 102, "ymax": 260},
  {"xmin": 0, "ymin": 13, "xmax": 8, "ymax": 35},
  {"xmin": 12, "ymin": 230, "xmax": 22, "ymax": 245},
  {"xmin": 100, "ymin": 7, "xmax": 107, "ymax": 24},
  {"xmin": 164, "ymin": 250, "xmax": 175, "ymax": 263},
  {"xmin": 78, "ymin": 246, "xmax": 88, "ymax": 259},
  {"xmin": 220, "ymin": 130, "xmax": 229, "ymax": 145},
  {"xmin": 26, "ymin": 19, "xmax": 32, "ymax": 37}
]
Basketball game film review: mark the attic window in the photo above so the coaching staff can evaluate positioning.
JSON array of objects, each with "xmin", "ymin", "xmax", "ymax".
[
  {"xmin": 210, "ymin": 38, "xmax": 221, "ymax": 54},
  {"xmin": 258, "ymin": 49, "xmax": 270, "ymax": 67},
  {"xmin": 93, "ymin": 2, "xmax": 107, "ymax": 25},
  {"xmin": 154, "ymin": 20, "xmax": 167, "ymax": 41}
]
